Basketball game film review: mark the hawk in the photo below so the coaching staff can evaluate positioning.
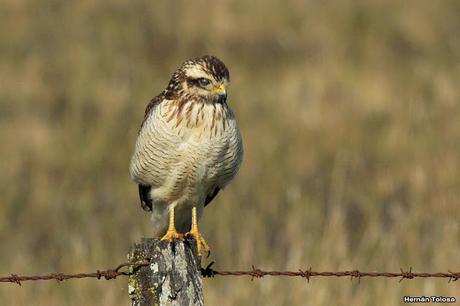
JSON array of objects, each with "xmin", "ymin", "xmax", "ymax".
[{"xmin": 129, "ymin": 55, "xmax": 243, "ymax": 255}]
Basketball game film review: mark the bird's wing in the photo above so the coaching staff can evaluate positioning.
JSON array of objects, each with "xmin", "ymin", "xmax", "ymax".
[
  {"xmin": 204, "ymin": 187, "xmax": 221, "ymax": 207},
  {"xmin": 135, "ymin": 93, "xmax": 165, "ymax": 210},
  {"xmin": 139, "ymin": 94, "xmax": 163, "ymax": 131}
]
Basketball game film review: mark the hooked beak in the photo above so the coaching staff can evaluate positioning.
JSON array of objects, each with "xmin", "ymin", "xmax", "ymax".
[{"xmin": 214, "ymin": 83, "xmax": 227, "ymax": 103}]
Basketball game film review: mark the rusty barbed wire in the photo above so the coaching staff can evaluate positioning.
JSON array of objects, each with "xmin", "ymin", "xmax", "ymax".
[
  {"xmin": 201, "ymin": 263, "xmax": 460, "ymax": 283},
  {"xmin": 0, "ymin": 262, "xmax": 149, "ymax": 286},
  {"xmin": 0, "ymin": 261, "xmax": 458, "ymax": 285}
]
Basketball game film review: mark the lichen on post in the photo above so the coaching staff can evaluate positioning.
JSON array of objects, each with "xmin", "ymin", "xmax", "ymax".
[{"xmin": 128, "ymin": 238, "xmax": 204, "ymax": 306}]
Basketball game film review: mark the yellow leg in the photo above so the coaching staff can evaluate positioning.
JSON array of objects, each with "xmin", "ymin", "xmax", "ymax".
[
  {"xmin": 161, "ymin": 207, "xmax": 184, "ymax": 241},
  {"xmin": 186, "ymin": 207, "xmax": 210, "ymax": 256}
]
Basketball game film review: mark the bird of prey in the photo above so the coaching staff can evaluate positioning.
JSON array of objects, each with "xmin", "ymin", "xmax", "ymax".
[{"xmin": 129, "ymin": 55, "xmax": 243, "ymax": 255}]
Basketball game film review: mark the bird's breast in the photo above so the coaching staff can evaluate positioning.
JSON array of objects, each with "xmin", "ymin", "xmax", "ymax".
[
  {"xmin": 161, "ymin": 100, "xmax": 232, "ymax": 140},
  {"xmin": 130, "ymin": 99, "xmax": 243, "ymax": 205},
  {"xmin": 167, "ymin": 101, "xmax": 241, "ymax": 189},
  {"xmin": 162, "ymin": 100, "xmax": 240, "ymax": 178}
]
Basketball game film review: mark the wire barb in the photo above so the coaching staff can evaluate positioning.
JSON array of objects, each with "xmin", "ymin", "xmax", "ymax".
[
  {"xmin": 448, "ymin": 270, "xmax": 459, "ymax": 283},
  {"xmin": 200, "ymin": 261, "xmax": 216, "ymax": 278},
  {"xmin": 9, "ymin": 274, "xmax": 21, "ymax": 286},
  {"xmin": 399, "ymin": 267, "xmax": 416, "ymax": 283}
]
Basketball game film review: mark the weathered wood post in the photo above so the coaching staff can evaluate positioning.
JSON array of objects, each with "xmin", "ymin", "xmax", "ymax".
[{"xmin": 128, "ymin": 238, "xmax": 204, "ymax": 306}]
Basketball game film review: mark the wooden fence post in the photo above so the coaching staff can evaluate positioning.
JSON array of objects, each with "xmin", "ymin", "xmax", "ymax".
[{"xmin": 128, "ymin": 238, "xmax": 204, "ymax": 306}]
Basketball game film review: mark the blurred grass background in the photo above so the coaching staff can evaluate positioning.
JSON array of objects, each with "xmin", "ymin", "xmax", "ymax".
[{"xmin": 1, "ymin": 0, "xmax": 459, "ymax": 305}]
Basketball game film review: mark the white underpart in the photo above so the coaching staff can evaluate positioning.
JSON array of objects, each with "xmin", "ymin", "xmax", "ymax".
[{"xmin": 129, "ymin": 99, "xmax": 243, "ymax": 236}]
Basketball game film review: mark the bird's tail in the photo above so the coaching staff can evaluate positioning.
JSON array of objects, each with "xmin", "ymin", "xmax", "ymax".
[{"xmin": 138, "ymin": 184, "xmax": 153, "ymax": 211}]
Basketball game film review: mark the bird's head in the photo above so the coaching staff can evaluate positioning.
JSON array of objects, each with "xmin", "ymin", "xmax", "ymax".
[{"xmin": 164, "ymin": 55, "xmax": 230, "ymax": 104}]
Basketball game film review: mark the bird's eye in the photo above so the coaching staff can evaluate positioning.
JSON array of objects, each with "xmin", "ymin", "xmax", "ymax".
[{"xmin": 197, "ymin": 78, "xmax": 211, "ymax": 86}]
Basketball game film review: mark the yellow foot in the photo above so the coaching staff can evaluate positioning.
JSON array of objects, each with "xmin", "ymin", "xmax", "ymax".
[
  {"xmin": 186, "ymin": 229, "xmax": 210, "ymax": 257},
  {"xmin": 161, "ymin": 229, "xmax": 184, "ymax": 242}
]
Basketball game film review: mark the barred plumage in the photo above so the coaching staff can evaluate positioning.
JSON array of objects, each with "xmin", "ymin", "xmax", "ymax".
[{"xmin": 129, "ymin": 56, "xmax": 243, "ymax": 244}]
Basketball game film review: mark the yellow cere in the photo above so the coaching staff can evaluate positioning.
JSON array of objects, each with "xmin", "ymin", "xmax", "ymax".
[{"xmin": 213, "ymin": 83, "xmax": 226, "ymax": 94}]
